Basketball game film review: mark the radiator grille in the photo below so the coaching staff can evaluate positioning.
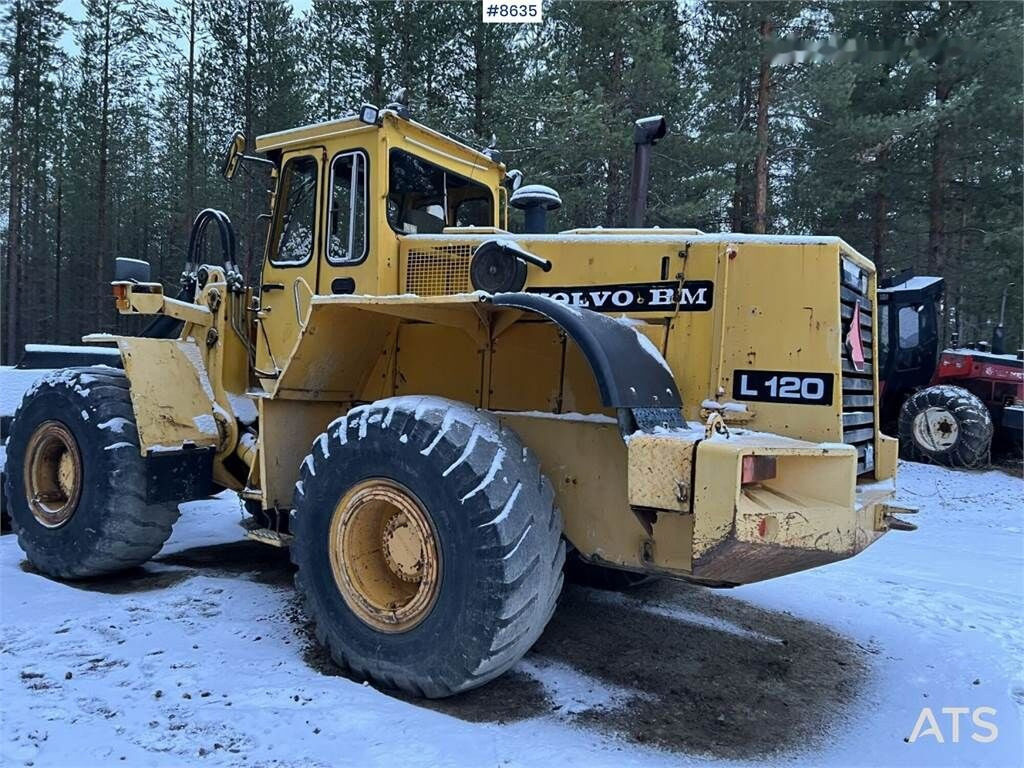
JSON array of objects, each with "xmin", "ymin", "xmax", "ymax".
[
  {"xmin": 405, "ymin": 244, "xmax": 474, "ymax": 296},
  {"xmin": 840, "ymin": 257, "xmax": 876, "ymax": 474}
]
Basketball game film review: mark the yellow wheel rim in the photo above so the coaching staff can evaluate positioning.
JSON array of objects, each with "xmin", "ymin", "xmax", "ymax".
[
  {"xmin": 328, "ymin": 479, "xmax": 441, "ymax": 633},
  {"xmin": 23, "ymin": 421, "xmax": 82, "ymax": 529}
]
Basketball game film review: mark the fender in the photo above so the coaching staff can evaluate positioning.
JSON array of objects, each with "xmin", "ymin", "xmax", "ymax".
[
  {"xmin": 273, "ymin": 292, "xmax": 686, "ymax": 433},
  {"xmin": 492, "ymin": 292, "xmax": 681, "ymax": 411},
  {"xmin": 15, "ymin": 344, "xmax": 123, "ymax": 371},
  {"xmin": 104, "ymin": 337, "xmax": 221, "ymax": 455},
  {"xmin": 265, "ymin": 292, "xmax": 690, "ymax": 507}
]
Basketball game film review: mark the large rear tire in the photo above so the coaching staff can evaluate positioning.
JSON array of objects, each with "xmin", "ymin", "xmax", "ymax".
[
  {"xmin": 4, "ymin": 367, "xmax": 180, "ymax": 578},
  {"xmin": 290, "ymin": 397, "xmax": 565, "ymax": 698},
  {"xmin": 898, "ymin": 385, "xmax": 993, "ymax": 468}
]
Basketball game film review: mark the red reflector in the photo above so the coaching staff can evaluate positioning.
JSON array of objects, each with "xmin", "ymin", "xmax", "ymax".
[{"xmin": 742, "ymin": 455, "xmax": 777, "ymax": 485}]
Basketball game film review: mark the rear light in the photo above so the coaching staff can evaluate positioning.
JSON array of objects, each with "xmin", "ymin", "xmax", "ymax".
[
  {"xmin": 112, "ymin": 282, "xmax": 129, "ymax": 311},
  {"xmin": 941, "ymin": 353, "xmax": 971, "ymax": 371},
  {"xmin": 741, "ymin": 455, "xmax": 777, "ymax": 485}
]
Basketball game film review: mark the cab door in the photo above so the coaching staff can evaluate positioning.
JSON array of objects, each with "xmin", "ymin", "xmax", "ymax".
[
  {"xmin": 316, "ymin": 147, "xmax": 376, "ymax": 296},
  {"xmin": 256, "ymin": 149, "xmax": 324, "ymax": 380}
]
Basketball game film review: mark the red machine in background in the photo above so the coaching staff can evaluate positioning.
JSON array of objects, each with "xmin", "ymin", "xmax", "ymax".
[{"xmin": 878, "ymin": 276, "xmax": 1022, "ymax": 467}]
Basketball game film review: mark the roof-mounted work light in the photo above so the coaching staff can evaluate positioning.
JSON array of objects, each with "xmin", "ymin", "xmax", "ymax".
[{"xmin": 359, "ymin": 103, "xmax": 380, "ymax": 125}]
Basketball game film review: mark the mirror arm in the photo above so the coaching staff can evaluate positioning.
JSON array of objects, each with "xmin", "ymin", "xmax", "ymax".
[{"xmin": 242, "ymin": 155, "xmax": 276, "ymax": 169}]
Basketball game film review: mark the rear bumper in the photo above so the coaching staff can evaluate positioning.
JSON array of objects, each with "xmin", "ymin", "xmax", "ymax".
[
  {"xmin": 624, "ymin": 429, "xmax": 903, "ymax": 586},
  {"xmin": 688, "ymin": 478, "xmax": 897, "ymax": 585}
]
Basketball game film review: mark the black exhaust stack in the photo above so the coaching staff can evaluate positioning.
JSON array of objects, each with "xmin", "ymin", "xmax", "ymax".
[{"xmin": 627, "ymin": 115, "xmax": 667, "ymax": 228}]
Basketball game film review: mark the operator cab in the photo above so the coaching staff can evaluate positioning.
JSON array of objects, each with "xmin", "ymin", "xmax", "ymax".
[
  {"xmin": 222, "ymin": 103, "xmax": 508, "ymax": 381},
  {"xmin": 877, "ymin": 275, "xmax": 944, "ymax": 427}
]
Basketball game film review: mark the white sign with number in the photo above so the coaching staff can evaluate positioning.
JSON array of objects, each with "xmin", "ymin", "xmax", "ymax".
[{"xmin": 482, "ymin": 0, "xmax": 543, "ymax": 24}]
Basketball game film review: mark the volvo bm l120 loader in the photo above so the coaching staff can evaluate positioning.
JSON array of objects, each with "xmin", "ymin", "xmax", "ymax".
[{"xmin": 5, "ymin": 103, "xmax": 916, "ymax": 697}]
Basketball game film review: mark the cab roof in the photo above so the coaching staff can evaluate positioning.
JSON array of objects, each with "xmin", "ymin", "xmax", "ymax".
[{"xmin": 255, "ymin": 109, "xmax": 504, "ymax": 175}]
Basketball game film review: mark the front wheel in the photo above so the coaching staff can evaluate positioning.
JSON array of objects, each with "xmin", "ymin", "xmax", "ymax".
[
  {"xmin": 4, "ymin": 367, "xmax": 180, "ymax": 578},
  {"xmin": 290, "ymin": 397, "xmax": 565, "ymax": 698},
  {"xmin": 899, "ymin": 385, "xmax": 993, "ymax": 468}
]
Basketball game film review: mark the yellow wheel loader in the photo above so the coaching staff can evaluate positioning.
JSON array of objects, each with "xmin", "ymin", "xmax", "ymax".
[{"xmin": 4, "ymin": 100, "xmax": 916, "ymax": 697}]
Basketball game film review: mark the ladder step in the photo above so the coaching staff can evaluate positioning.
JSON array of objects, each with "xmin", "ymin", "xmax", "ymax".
[
  {"xmin": 244, "ymin": 526, "xmax": 293, "ymax": 548},
  {"xmin": 240, "ymin": 517, "xmax": 292, "ymax": 547}
]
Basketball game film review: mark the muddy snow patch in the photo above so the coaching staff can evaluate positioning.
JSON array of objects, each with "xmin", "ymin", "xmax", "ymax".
[{"xmin": 519, "ymin": 658, "xmax": 644, "ymax": 715}]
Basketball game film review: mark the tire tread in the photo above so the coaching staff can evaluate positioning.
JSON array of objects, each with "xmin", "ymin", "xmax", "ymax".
[
  {"xmin": 290, "ymin": 396, "xmax": 564, "ymax": 698},
  {"xmin": 5, "ymin": 367, "xmax": 180, "ymax": 579}
]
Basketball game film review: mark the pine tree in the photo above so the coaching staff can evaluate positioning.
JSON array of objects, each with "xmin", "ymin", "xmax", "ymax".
[
  {"xmin": 303, "ymin": 0, "xmax": 366, "ymax": 123},
  {"xmin": 1, "ymin": 0, "xmax": 67, "ymax": 360}
]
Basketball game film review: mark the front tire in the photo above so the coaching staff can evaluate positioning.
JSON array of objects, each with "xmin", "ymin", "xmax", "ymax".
[
  {"xmin": 899, "ymin": 385, "xmax": 993, "ymax": 468},
  {"xmin": 290, "ymin": 397, "xmax": 565, "ymax": 698},
  {"xmin": 4, "ymin": 367, "xmax": 180, "ymax": 578}
]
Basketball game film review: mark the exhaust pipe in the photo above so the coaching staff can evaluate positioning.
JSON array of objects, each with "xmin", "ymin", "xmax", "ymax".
[{"xmin": 627, "ymin": 115, "xmax": 668, "ymax": 228}]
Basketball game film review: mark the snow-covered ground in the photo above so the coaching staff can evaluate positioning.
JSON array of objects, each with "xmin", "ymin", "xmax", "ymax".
[
  {"xmin": 1, "ymin": 367, "xmax": 54, "ymax": 500},
  {"xmin": 2, "ymin": 461, "xmax": 1021, "ymax": 767},
  {"xmin": 0, "ymin": 367, "xmax": 50, "ymax": 419}
]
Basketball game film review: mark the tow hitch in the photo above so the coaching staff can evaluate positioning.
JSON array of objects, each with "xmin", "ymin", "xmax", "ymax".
[{"xmin": 880, "ymin": 503, "xmax": 919, "ymax": 531}]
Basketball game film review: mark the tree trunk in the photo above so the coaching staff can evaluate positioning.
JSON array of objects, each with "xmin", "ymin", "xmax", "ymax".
[
  {"xmin": 926, "ymin": 74, "xmax": 951, "ymax": 276},
  {"xmin": 55, "ymin": 168, "xmax": 64, "ymax": 342},
  {"xmin": 730, "ymin": 76, "xmax": 749, "ymax": 232},
  {"xmin": 184, "ymin": 0, "xmax": 196, "ymax": 241},
  {"xmin": 243, "ymin": 0, "xmax": 255, "ymax": 280},
  {"xmin": 5, "ymin": 1, "xmax": 25, "ymax": 364},
  {"xmin": 368, "ymin": 3, "xmax": 384, "ymax": 105},
  {"xmin": 326, "ymin": 56, "xmax": 334, "ymax": 119},
  {"xmin": 753, "ymin": 17, "xmax": 773, "ymax": 235},
  {"xmin": 472, "ymin": 22, "xmax": 487, "ymax": 138},
  {"xmin": 27, "ymin": 26, "xmax": 44, "ymax": 344},
  {"xmin": 603, "ymin": 45, "xmax": 624, "ymax": 228},
  {"xmin": 948, "ymin": 205, "xmax": 968, "ymax": 347},
  {"xmin": 95, "ymin": 0, "xmax": 112, "ymax": 331},
  {"xmin": 871, "ymin": 144, "xmax": 889, "ymax": 274}
]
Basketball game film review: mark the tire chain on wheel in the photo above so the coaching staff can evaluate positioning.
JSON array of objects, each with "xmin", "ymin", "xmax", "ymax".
[
  {"xmin": 898, "ymin": 384, "xmax": 993, "ymax": 468},
  {"xmin": 289, "ymin": 396, "xmax": 565, "ymax": 698}
]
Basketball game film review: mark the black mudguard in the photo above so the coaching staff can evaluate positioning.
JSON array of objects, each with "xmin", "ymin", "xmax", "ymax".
[
  {"xmin": 491, "ymin": 292, "xmax": 684, "ymax": 429},
  {"xmin": 15, "ymin": 345, "xmax": 123, "ymax": 370}
]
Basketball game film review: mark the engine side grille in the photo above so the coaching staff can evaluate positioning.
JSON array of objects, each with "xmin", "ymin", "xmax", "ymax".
[
  {"xmin": 405, "ymin": 244, "xmax": 474, "ymax": 296},
  {"xmin": 839, "ymin": 257, "xmax": 876, "ymax": 474}
]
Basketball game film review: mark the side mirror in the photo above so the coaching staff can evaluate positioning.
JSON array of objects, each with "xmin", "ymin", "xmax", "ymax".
[
  {"xmin": 114, "ymin": 257, "xmax": 151, "ymax": 283},
  {"xmin": 221, "ymin": 130, "xmax": 246, "ymax": 182},
  {"xmin": 504, "ymin": 169, "xmax": 524, "ymax": 191}
]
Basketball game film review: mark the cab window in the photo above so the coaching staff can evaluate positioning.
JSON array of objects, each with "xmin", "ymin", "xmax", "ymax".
[
  {"xmin": 270, "ymin": 155, "xmax": 318, "ymax": 266},
  {"xmin": 878, "ymin": 303, "xmax": 889, "ymax": 361},
  {"xmin": 328, "ymin": 151, "xmax": 368, "ymax": 264},
  {"xmin": 898, "ymin": 305, "xmax": 921, "ymax": 349},
  {"xmin": 387, "ymin": 149, "xmax": 493, "ymax": 234}
]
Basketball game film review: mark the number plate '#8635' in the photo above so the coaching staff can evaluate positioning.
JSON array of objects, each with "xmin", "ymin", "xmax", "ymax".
[{"xmin": 732, "ymin": 370, "xmax": 835, "ymax": 406}]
